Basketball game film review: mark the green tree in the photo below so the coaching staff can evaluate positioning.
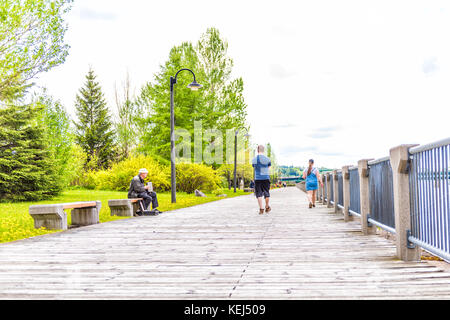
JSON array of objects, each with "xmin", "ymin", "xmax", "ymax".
[
  {"xmin": 74, "ymin": 68, "xmax": 116, "ymax": 169},
  {"xmin": 114, "ymin": 72, "xmax": 139, "ymax": 160},
  {"xmin": 34, "ymin": 89, "xmax": 85, "ymax": 187},
  {"xmin": 0, "ymin": 102, "xmax": 60, "ymax": 201},
  {"xmin": 265, "ymin": 143, "xmax": 279, "ymax": 182},
  {"xmin": 0, "ymin": 0, "xmax": 72, "ymax": 101},
  {"xmin": 136, "ymin": 41, "xmax": 202, "ymax": 160},
  {"xmin": 197, "ymin": 28, "xmax": 247, "ymax": 130},
  {"xmin": 136, "ymin": 27, "xmax": 248, "ymax": 162}
]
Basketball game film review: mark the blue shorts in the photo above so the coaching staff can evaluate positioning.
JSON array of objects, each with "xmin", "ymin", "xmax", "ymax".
[{"xmin": 306, "ymin": 181, "xmax": 318, "ymax": 191}]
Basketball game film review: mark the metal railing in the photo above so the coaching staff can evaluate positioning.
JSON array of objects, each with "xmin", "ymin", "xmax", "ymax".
[
  {"xmin": 323, "ymin": 174, "xmax": 328, "ymax": 201},
  {"xmin": 368, "ymin": 157, "xmax": 396, "ymax": 234},
  {"xmin": 349, "ymin": 166, "xmax": 361, "ymax": 217},
  {"xmin": 337, "ymin": 171, "xmax": 344, "ymax": 209},
  {"xmin": 329, "ymin": 173, "xmax": 334, "ymax": 205},
  {"xmin": 309, "ymin": 136, "xmax": 450, "ymax": 263},
  {"xmin": 408, "ymin": 138, "xmax": 450, "ymax": 262}
]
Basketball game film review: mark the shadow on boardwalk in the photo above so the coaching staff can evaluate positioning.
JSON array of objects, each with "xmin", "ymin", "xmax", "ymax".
[{"xmin": 1, "ymin": 187, "xmax": 450, "ymax": 299}]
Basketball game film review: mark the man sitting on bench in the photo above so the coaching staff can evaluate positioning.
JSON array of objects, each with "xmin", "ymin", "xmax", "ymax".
[{"xmin": 128, "ymin": 168, "xmax": 162, "ymax": 215}]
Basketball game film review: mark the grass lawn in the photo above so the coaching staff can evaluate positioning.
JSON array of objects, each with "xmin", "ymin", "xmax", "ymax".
[{"xmin": 0, "ymin": 188, "xmax": 247, "ymax": 244}]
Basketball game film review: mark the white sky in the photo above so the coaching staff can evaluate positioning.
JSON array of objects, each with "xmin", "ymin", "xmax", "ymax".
[{"xmin": 35, "ymin": 0, "xmax": 450, "ymax": 169}]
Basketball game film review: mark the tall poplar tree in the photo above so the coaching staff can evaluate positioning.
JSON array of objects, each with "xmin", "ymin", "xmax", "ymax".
[
  {"xmin": 136, "ymin": 27, "xmax": 248, "ymax": 162},
  {"xmin": 74, "ymin": 68, "xmax": 116, "ymax": 169}
]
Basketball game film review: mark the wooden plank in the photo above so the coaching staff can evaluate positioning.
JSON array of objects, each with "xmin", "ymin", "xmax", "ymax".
[{"xmin": 1, "ymin": 187, "xmax": 450, "ymax": 299}]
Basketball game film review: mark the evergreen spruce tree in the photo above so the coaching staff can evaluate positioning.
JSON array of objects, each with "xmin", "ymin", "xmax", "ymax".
[
  {"xmin": 0, "ymin": 103, "xmax": 60, "ymax": 201},
  {"xmin": 74, "ymin": 68, "xmax": 116, "ymax": 169}
]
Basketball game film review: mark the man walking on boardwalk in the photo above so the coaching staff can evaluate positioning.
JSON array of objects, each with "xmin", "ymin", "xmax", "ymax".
[{"xmin": 252, "ymin": 145, "xmax": 272, "ymax": 214}]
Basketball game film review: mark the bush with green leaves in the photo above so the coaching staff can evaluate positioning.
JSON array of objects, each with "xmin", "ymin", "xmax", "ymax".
[
  {"xmin": 79, "ymin": 155, "xmax": 170, "ymax": 192},
  {"xmin": 77, "ymin": 156, "xmax": 223, "ymax": 194},
  {"xmin": 175, "ymin": 163, "xmax": 221, "ymax": 194}
]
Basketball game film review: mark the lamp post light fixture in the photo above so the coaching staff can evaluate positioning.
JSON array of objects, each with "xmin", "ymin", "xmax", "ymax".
[
  {"xmin": 170, "ymin": 68, "xmax": 202, "ymax": 203},
  {"xmin": 234, "ymin": 127, "xmax": 250, "ymax": 193}
]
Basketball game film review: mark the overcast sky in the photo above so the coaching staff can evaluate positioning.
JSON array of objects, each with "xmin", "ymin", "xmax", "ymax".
[{"xmin": 35, "ymin": 0, "xmax": 450, "ymax": 168}]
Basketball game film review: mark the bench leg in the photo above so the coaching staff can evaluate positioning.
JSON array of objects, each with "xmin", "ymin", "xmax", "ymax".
[
  {"xmin": 29, "ymin": 205, "xmax": 67, "ymax": 230},
  {"xmin": 71, "ymin": 201, "xmax": 101, "ymax": 226},
  {"xmin": 33, "ymin": 213, "xmax": 67, "ymax": 230},
  {"xmin": 110, "ymin": 204, "xmax": 134, "ymax": 217},
  {"xmin": 108, "ymin": 200, "xmax": 135, "ymax": 217}
]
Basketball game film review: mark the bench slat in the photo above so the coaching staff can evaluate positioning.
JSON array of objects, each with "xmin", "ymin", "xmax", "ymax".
[{"xmin": 62, "ymin": 202, "xmax": 98, "ymax": 210}]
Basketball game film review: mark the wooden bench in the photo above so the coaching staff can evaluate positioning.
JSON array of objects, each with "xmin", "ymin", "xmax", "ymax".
[
  {"xmin": 108, "ymin": 198, "xmax": 143, "ymax": 217},
  {"xmin": 29, "ymin": 201, "xmax": 102, "ymax": 230}
]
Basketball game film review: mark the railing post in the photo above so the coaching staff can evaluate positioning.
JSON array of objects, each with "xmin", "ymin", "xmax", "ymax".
[
  {"xmin": 342, "ymin": 165, "xmax": 353, "ymax": 222},
  {"xmin": 326, "ymin": 173, "xmax": 333, "ymax": 208},
  {"xmin": 317, "ymin": 175, "xmax": 323, "ymax": 204},
  {"xmin": 321, "ymin": 174, "xmax": 325, "ymax": 204},
  {"xmin": 389, "ymin": 144, "xmax": 420, "ymax": 261},
  {"xmin": 358, "ymin": 159, "xmax": 376, "ymax": 235},
  {"xmin": 333, "ymin": 170, "xmax": 339, "ymax": 213}
]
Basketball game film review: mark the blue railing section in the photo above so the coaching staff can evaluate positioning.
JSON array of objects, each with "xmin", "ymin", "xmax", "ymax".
[
  {"xmin": 409, "ymin": 139, "xmax": 450, "ymax": 262},
  {"xmin": 368, "ymin": 157, "xmax": 396, "ymax": 232},
  {"xmin": 337, "ymin": 171, "xmax": 344, "ymax": 207},
  {"xmin": 349, "ymin": 167, "xmax": 360, "ymax": 216},
  {"xmin": 329, "ymin": 174, "xmax": 334, "ymax": 204},
  {"xmin": 314, "ymin": 137, "xmax": 450, "ymax": 262}
]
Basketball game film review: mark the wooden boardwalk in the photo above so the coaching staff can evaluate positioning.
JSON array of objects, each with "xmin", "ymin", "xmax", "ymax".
[{"xmin": 1, "ymin": 187, "xmax": 450, "ymax": 299}]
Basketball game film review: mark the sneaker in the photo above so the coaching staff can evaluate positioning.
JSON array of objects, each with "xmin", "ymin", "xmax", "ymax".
[
  {"xmin": 153, "ymin": 209, "xmax": 163, "ymax": 214},
  {"xmin": 259, "ymin": 209, "xmax": 265, "ymax": 215},
  {"xmin": 143, "ymin": 210, "xmax": 158, "ymax": 216},
  {"xmin": 135, "ymin": 210, "xmax": 143, "ymax": 216},
  {"xmin": 309, "ymin": 202, "xmax": 312, "ymax": 208},
  {"xmin": 313, "ymin": 204, "xmax": 316, "ymax": 208},
  {"xmin": 265, "ymin": 206, "xmax": 271, "ymax": 213}
]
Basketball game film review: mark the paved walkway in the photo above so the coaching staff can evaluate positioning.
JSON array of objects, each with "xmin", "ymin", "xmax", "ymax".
[{"xmin": 1, "ymin": 187, "xmax": 450, "ymax": 299}]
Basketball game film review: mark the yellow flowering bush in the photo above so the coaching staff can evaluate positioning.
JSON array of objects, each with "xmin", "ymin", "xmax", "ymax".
[
  {"xmin": 175, "ymin": 163, "xmax": 222, "ymax": 194},
  {"xmin": 79, "ymin": 155, "xmax": 171, "ymax": 192}
]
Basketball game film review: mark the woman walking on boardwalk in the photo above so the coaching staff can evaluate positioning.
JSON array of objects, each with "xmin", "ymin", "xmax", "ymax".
[{"xmin": 302, "ymin": 159, "xmax": 323, "ymax": 208}]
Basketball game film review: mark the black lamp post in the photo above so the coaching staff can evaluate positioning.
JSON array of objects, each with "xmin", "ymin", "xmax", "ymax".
[
  {"xmin": 234, "ymin": 127, "xmax": 250, "ymax": 193},
  {"xmin": 170, "ymin": 68, "xmax": 202, "ymax": 203}
]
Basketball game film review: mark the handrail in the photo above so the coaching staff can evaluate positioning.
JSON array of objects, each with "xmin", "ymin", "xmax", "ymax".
[
  {"xmin": 349, "ymin": 209, "xmax": 361, "ymax": 218},
  {"xmin": 408, "ymin": 236, "xmax": 450, "ymax": 263},
  {"xmin": 368, "ymin": 217, "xmax": 396, "ymax": 234},
  {"xmin": 409, "ymin": 137, "xmax": 450, "ymax": 154},
  {"xmin": 368, "ymin": 156, "xmax": 390, "ymax": 166}
]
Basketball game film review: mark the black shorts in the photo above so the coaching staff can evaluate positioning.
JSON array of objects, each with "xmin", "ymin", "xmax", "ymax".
[{"xmin": 254, "ymin": 179, "xmax": 270, "ymax": 198}]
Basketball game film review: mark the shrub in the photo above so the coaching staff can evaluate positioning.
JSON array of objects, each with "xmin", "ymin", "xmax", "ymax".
[
  {"xmin": 175, "ymin": 163, "xmax": 221, "ymax": 194},
  {"xmin": 77, "ymin": 156, "xmax": 223, "ymax": 194},
  {"xmin": 78, "ymin": 155, "xmax": 170, "ymax": 192}
]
